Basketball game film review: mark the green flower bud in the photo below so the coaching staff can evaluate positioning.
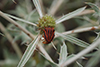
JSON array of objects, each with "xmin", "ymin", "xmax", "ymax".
[{"xmin": 37, "ymin": 15, "xmax": 56, "ymax": 34}]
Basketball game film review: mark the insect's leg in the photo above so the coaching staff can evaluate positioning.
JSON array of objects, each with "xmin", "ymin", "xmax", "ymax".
[{"xmin": 51, "ymin": 42, "xmax": 57, "ymax": 50}]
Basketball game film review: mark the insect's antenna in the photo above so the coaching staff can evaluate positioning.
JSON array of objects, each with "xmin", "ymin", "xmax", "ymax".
[{"xmin": 51, "ymin": 42, "xmax": 57, "ymax": 50}]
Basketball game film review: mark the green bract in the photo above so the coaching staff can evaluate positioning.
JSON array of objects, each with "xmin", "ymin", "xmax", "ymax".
[{"xmin": 37, "ymin": 15, "xmax": 56, "ymax": 33}]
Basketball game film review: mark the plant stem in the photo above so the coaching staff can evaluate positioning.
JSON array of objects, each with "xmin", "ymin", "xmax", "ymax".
[
  {"xmin": 55, "ymin": 25, "xmax": 100, "ymax": 37},
  {"xmin": 0, "ymin": 11, "xmax": 35, "ymax": 39},
  {"xmin": 77, "ymin": 9, "xmax": 95, "ymax": 16},
  {"xmin": 0, "ymin": 22, "xmax": 22, "ymax": 58},
  {"xmin": 39, "ymin": 0, "xmax": 45, "ymax": 15}
]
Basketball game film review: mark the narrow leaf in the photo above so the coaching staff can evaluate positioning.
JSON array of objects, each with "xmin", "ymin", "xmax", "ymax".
[
  {"xmin": 85, "ymin": 50, "xmax": 100, "ymax": 67},
  {"xmin": 4, "ymin": 13, "xmax": 37, "ymax": 26},
  {"xmin": 17, "ymin": 35, "xmax": 40, "ymax": 67},
  {"xmin": 94, "ymin": 32, "xmax": 100, "ymax": 41},
  {"xmin": 32, "ymin": 0, "xmax": 43, "ymax": 18},
  {"xmin": 59, "ymin": 42, "xmax": 68, "ymax": 65},
  {"xmin": 85, "ymin": 2, "xmax": 100, "ymax": 16},
  {"xmin": 76, "ymin": 61, "xmax": 83, "ymax": 67},
  {"xmin": 0, "ymin": 33, "xmax": 5, "ymax": 36},
  {"xmin": 56, "ymin": 6, "xmax": 86, "ymax": 24},
  {"xmin": 67, "ymin": 54, "xmax": 74, "ymax": 60},
  {"xmin": 56, "ymin": 32, "xmax": 89, "ymax": 47}
]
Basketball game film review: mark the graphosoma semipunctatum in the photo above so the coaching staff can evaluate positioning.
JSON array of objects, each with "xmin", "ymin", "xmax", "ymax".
[{"xmin": 42, "ymin": 27, "xmax": 55, "ymax": 44}]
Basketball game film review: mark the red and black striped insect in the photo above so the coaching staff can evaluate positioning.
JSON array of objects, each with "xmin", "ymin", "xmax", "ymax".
[{"xmin": 42, "ymin": 27, "xmax": 55, "ymax": 44}]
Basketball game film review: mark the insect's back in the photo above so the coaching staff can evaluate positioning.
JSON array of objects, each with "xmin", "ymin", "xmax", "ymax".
[{"xmin": 43, "ymin": 27, "xmax": 55, "ymax": 44}]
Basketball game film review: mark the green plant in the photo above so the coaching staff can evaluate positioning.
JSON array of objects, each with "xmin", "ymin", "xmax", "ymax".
[{"xmin": 1, "ymin": 0, "xmax": 100, "ymax": 67}]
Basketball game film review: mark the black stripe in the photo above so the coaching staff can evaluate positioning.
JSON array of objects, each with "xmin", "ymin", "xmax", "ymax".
[
  {"xmin": 49, "ymin": 33, "xmax": 55, "ymax": 42},
  {"xmin": 44, "ymin": 33, "xmax": 49, "ymax": 42},
  {"xmin": 44, "ymin": 28, "xmax": 47, "ymax": 32}
]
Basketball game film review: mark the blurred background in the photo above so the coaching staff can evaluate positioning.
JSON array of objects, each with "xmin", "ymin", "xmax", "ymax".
[{"xmin": 0, "ymin": 0, "xmax": 100, "ymax": 67}]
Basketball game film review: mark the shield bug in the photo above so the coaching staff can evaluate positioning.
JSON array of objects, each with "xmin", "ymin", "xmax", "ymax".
[{"xmin": 42, "ymin": 27, "xmax": 55, "ymax": 44}]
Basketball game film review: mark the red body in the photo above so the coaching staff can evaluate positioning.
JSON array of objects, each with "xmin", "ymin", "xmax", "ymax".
[{"xmin": 42, "ymin": 27, "xmax": 55, "ymax": 44}]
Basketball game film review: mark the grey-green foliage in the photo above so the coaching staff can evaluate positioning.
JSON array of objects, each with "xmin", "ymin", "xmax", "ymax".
[
  {"xmin": 85, "ymin": 50, "xmax": 100, "ymax": 67},
  {"xmin": 76, "ymin": 61, "xmax": 83, "ymax": 67},
  {"xmin": 1, "ymin": 0, "xmax": 100, "ymax": 67},
  {"xmin": 2, "ymin": 49, "xmax": 35, "ymax": 67},
  {"xmin": 3, "ymin": 49, "xmax": 19, "ymax": 66},
  {"xmin": 86, "ymin": 2, "xmax": 100, "ymax": 16},
  {"xmin": 56, "ymin": 32, "xmax": 89, "ymax": 48},
  {"xmin": 56, "ymin": 6, "xmax": 86, "ymax": 24},
  {"xmin": 17, "ymin": 35, "xmax": 40, "ymax": 67},
  {"xmin": 56, "ymin": 23, "xmax": 65, "ymax": 32},
  {"xmin": 0, "ymin": 33, "xmax": 5, "ymax": 36},
  {"xmin": 59, "ymin": 42, "xmax": 68, "ymax": 65}
]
